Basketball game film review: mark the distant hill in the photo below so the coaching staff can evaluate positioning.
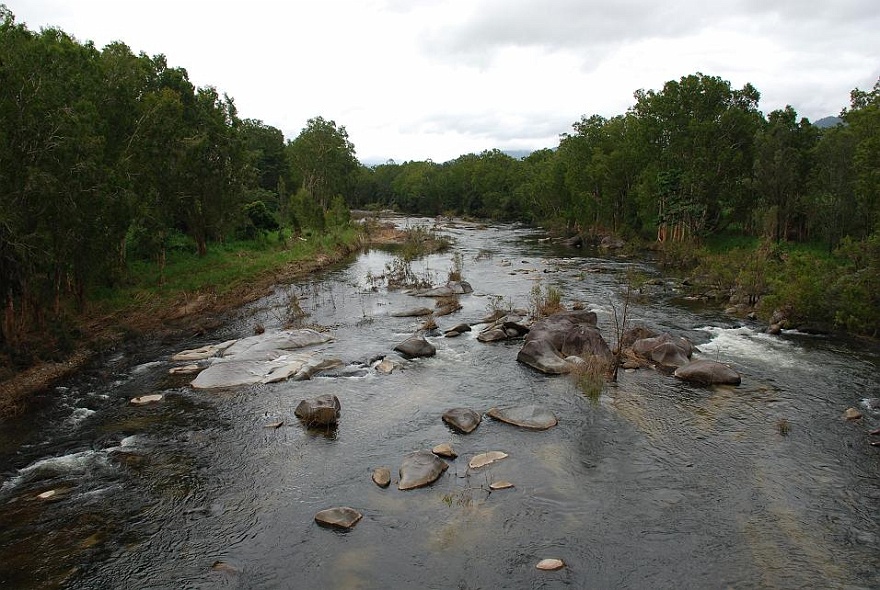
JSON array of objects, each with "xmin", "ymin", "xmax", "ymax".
[
  {"xmin": 502, "ymin": 149, "xmax": 533, "ymax": 160},
  {"xmin": 814, "ymin": 116, "xmax": 843, "ymax": 129}
]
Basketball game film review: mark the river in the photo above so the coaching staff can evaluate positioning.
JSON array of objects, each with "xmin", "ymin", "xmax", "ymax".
[{"xmin": 1, "ymin": 218, "xmax": 878, "ymax": 589}]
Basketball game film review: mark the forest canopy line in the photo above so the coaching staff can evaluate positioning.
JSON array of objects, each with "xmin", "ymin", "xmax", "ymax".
[{"xmin": 1, "ymin": 3, "xmax": 879, "ymax": 379}]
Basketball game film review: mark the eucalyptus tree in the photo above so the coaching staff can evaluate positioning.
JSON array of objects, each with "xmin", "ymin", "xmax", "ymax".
[
  {"xmin": 287, "ymin": 116, "xmax": 358, "ymax": 211},
  {"xmin": 843, "ymin": 78, "xmax": 880, "ymax": 237},
  {"xmin": 753, "ymin": 106, "xmax": 818, "ymax": 242},
  {"xmin": 632, "ymin": 73, "xmax": 763, "ymax": 240}
]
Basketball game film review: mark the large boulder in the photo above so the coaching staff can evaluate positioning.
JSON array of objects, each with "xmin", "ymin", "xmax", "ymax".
[
  {"xmin": 631, "ymin": 332, "xmax": 693, "ymax": 368},
  {"xmin": 393, "ymin": 335, "xmax": 436, "ymax": 359},
  {"xmin": 517, "ymin": 310, "xmax": 611, "ymax": 374},
  {"xmin": 295, "ymin": 394, "xmax": 341, "ymax": 426},
  {"xmin": 398, "ymin": 450, "xmax": 448, "ymax": 490},
  {"xmin": 674, "ymin": 360, "xmax": 742, "ymax": 386}
]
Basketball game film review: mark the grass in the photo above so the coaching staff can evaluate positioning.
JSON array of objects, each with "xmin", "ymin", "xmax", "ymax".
[
  {"xmin": 570, "ymin": 355, "xmax": 609, "ymax": 401},
  {"xmin": 92, "ymin": 227, "xmax": 362, "ymax": 314},
  {"xmin": 530, "ymin": 283, "xmax": 564, "ymax": 317}
]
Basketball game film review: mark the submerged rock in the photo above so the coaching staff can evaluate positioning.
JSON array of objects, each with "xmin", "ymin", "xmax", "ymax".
[
  {"xmin": 131, "ymin": 394, "xmax": 163, "ymax": 405},
  {"xmin": 391, "ymin": 307, "xmax": 434, "ymax": 318},
  {"xmin": 393, "ymin": 335, "xmax": 436, "ymax": 359},
  {"xmin": 442, "ymin": 408, "xmax": 482, "ymax": 434},
  {"xmin": 673, "ymin": 359, "xmax": 741, "ymax": 386},
  {"xmin": 294, "ymin": 394, "xmax": 341, "ymax": 426},
  {"xmin": 314, "ymin": 507, "xmax": 363, "ymax": 530},
  {"xmin": 844, "ymin": 407, "xmax": 863, "ymax": 421},
  {"xmin": 398, "ymin": 450, "xmax": 448, "ymax": 490},
  {"xmin": 486, "ymin": 405, "xmax": 558, "ymax": 430}
]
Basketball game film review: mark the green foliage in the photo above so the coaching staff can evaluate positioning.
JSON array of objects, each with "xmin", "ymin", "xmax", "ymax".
[
  {"xmin": 287, "ymin": 116, "xmax": 358, "ymax": 211},
  {"xmin": 240, "ymin": 200, "xmax": 280, "ymax": 239},
  {"xmin": 529, "ymin": 283, "xmax": 564, "ymax": 317},
  {"xmin": 324, "ymin": 195, "xmax": 351, "ymax": 229}
]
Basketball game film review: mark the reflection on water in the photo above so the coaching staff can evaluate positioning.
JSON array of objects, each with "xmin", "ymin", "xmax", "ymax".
[{"xmin": 1, "ymin": 218, "xmax": 878, "ymax": 589}]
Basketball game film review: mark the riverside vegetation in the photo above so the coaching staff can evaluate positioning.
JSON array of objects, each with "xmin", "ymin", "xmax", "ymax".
[{"xmin": 2, "ymin": 5, "xmax": 879, "ymax": 395}]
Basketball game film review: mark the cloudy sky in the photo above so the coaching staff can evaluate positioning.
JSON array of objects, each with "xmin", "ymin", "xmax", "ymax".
[{"xmin": 10, "ymin": 0, "xmax": 880, "ymax": 164}]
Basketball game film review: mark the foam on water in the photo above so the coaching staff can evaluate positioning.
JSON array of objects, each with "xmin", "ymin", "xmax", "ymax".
[
  {"xmin": 696, "ymin": 325, "xmax": 811, "ymax": 370},
  {"xmin": 62, "ymin": 407, "xmax": 96, "ymax": 428},
  {"xmin": 2, "ymin": 449, "xmax": 112, "ymax": 492}
]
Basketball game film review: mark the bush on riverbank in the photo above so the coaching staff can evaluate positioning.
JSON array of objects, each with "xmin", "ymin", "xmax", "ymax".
[{"xmin": 657, "ymin": 232, "xmax": 880, "ymax": 338}]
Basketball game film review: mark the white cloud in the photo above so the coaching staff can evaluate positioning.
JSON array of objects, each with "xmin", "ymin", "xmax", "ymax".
[{"xmin": 10, "ymin": 0, "xmax": 880, "ymax": 163}]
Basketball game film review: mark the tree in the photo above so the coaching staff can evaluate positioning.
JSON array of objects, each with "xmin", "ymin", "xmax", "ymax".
[
  {"xmin": 843, "ymin": 78, "xmax": 880, "ymax": 236},
  {"xmin": 287, "ymin": 116, "xmax": 358, "ymax": 211},
  {"xmin": 633, "ymin": 73, "xmax": 763, "ymax": 240},
  {"xmin": 753, "ymin": 106, "xmax": 817, "ymax": 242}
]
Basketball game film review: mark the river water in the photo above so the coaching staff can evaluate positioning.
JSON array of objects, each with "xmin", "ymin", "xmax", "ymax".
[{"xmin": 1, "ymin": 219, "xmax": 878, "ymax": 589}]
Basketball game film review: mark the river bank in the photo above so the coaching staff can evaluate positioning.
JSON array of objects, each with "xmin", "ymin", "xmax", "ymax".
[{"xmin": 0, "ymin": 221, "xmax": 414, "ymax": 418}]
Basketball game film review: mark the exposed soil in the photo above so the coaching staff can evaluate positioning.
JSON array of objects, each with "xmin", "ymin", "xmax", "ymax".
[{"xmin": 0, "ymin": 225, "xmax": 409, "ymax": 418}]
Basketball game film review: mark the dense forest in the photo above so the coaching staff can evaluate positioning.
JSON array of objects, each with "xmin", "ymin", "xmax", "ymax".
[{"xmin": 1, "ymin": 5, "xmax": 879, "ymax": 374}]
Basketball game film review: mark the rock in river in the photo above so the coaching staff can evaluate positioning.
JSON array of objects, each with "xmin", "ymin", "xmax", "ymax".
[
  {"xmin": 295, "ymin": 394, "xmax": 341, "ymax": 427},
  {"xmin": 372, "ymin": 467, "xmax": 391, "ymax": 488},
  {"xmin": 314, "ymin": 507, "xmax": 363, "ymax": 530},
  {"xmin": 432, "ymin": 443, "xmax": 457, "ymax": 459},
  {"xmin": 188, "ymin": 329, "xmax": 336, "ymax": 389},
  {"xmin": 442, "ymin": 407, "xmax": 482, "ymax": 434},
  {"xmin": 487, "ymin": 405, "xmax": 558, "ymax": 430},
  {"xmin": 517, "ymin": 310, "xmax": 611, "ymax": 374},
  {"xmin": 673, "ymin": 359, "xmax": 742, "ymax": 386},
  {"xmin": 398, "ymin": 450, "xmax": 448, "ymax": 490},
  {"xmin": 393, "ymin": 335, "xmax": 436, "ymax": 359},
  {"xmin": 468, "ymin": 451, "xmax": 508, "ymax": 469}
]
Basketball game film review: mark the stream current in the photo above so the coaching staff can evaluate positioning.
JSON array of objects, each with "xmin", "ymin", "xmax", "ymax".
[{"xmin": 1, "ymin": 218, "xmax": 878, "ymax": 589}]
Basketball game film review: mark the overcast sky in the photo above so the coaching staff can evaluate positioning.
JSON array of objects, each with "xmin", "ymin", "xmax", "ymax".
[{"xmin": 10, "ymin": 0, "xmax": 880, "ymax": 164}]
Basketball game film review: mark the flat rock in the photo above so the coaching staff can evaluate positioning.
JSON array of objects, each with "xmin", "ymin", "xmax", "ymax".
[
  {"xmin": 469, "ymin": 451, "xmax": 508, "ymax": 469},
  {"xmin": 442, "ymin": 408, "xmax": 482, "ymax": 434},
  {"xmin": 536, "ymin": 558, "xmax": 565, "ymax": 571},
  {"xmin": 187, "ymin": 329, "xmax": 335, "ymax": 389},
  {"xmin": 673, "ymin": 359, "xmax": 741, "ymax": 386},
  {"xmin": 314, "ymin": 507, "xmax": 363, "ymax": 530},
  {"xmin": 171, "ymin": 339, "xmax": 238, "ymax": 361},
  {"xmin": 489, "ymin": 481, "xmax": 514, "ymax": 490},
  {"xmin": 372, "ymin": 467, "xmax": 391, "ymax": 488},
  {"xmin": 487, "ymin": 405, "xmax": 558, "ymax": 430},
  {"xmin": 398, "ymin": 450, "xmax": 448, "ymax": 490}
]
